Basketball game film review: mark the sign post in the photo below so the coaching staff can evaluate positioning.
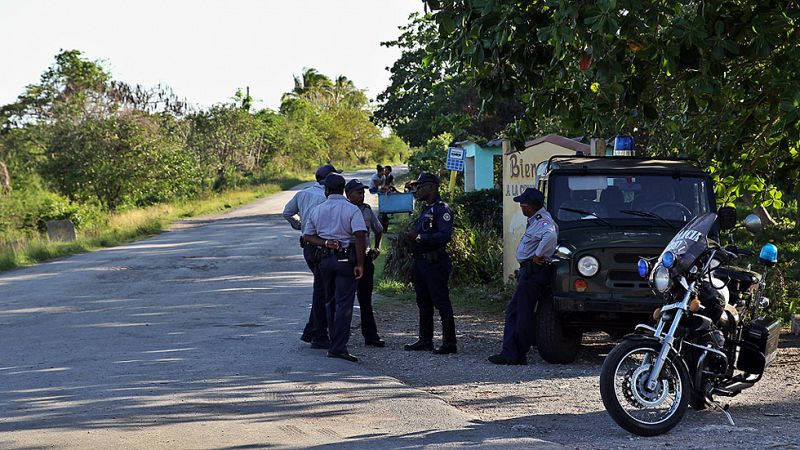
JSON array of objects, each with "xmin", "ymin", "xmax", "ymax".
[{"xmin": 445, "ymin": 147, "xmax": 465, "ymax": 196}]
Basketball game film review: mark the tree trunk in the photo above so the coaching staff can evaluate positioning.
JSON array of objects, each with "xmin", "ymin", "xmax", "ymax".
[{"xmin": 0, "ymin": 161, "xmax": 10, "ymax": 196}]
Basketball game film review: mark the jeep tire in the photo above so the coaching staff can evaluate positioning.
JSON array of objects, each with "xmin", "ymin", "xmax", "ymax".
[{"xmin": 535, "ymin": 295, "xmax": 582, "ymax": 363}]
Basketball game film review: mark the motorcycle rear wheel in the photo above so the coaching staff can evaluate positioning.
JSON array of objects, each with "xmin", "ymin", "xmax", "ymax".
[{"xmin": 600, "ymin": 339, "xmax": 690, "ymax": 436}]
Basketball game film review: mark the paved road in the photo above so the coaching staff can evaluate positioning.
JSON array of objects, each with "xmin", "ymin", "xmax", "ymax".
[{"xmin": 0, "ymin": 168, "xmax": 554, "ymax": 449}]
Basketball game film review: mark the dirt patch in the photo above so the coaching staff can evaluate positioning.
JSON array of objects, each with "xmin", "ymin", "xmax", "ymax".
[{"xmin": 350, "ymin": 296, "xmax": 800, "ymax": 449}]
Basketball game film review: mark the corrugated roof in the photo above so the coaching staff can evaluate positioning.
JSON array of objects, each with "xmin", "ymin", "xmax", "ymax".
[{"xmin": 523, "ymin": 134, "xmax": 590, "ymax": 153}]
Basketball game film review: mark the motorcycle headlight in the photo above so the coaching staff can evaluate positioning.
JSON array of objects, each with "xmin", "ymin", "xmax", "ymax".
[
  {"xmin": 577, "ymin": 255, "xmax": 600, "ymax": 277},
  {"xmin": 653, "ymin": 264, "xmax": 671, "ymax": 293}
]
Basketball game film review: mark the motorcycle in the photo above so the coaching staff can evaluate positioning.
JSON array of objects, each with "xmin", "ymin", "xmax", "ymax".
[{"xmin": 599, "ymin": 207, "xmax": 781, "ymax": 436}]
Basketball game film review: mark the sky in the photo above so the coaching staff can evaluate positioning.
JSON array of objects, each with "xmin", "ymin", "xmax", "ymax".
[{"xmin": 0, "ymin": 0, "xmax": 424, "ymax": 111}]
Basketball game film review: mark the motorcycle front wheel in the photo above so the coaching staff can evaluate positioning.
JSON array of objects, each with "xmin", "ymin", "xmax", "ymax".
[{"xmin": 599, "ymin": 338, "xmax": 690, "ymax": 436}]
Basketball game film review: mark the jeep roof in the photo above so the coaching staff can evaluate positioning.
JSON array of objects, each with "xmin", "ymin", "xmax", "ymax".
[{"xmin": 546, "ymin": 156, "xmax": 708, "ymax": 176}]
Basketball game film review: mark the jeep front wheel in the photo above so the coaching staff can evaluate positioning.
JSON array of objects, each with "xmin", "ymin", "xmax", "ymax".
[{"xmin": 535, "ymin": 295, "xmax": 582, "ymax": 363}]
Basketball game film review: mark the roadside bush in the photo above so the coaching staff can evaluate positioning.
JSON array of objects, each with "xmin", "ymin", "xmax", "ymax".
[
  {"xmin": 382, "ymin": 203, "xmax": 503, "ymax": 286},
  {"xmin": 0, "ymin": 188, "xmax": 106, "ymax": 236},
  {"xmin": 407, "ymin": 133, "xmax": 452, "ymax": 181},
  {"xmin": 452, "ymin": 188, "xmax": 502, "ymax": 234}
]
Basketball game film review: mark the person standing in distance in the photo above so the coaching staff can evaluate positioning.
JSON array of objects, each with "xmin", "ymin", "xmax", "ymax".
[
  {"xmin": 303, "ymin": 173, "xmax": 367, "ymax": 362},
  {"xmin": 283, "ymin": 163, "xmax": 342, "ymax": 347},
  {"xmin": 345, "ymin": 179, "xmax": 385, "ymax": 347},
  {"xmin": 489, "ymin": 188, "xmax": 558, "ymax": 365},
  {"xmin": 403, "ymin": 172, "xmax": 457, "ymax": 355}
]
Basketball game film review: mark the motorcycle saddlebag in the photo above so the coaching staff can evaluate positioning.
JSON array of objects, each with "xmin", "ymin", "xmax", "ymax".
[{"xmin": 736, "ymin": 317, "xmax": 781, "ymax": 374}]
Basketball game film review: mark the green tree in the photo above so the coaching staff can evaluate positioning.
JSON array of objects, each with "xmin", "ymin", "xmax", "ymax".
[
  {"xmin": 47, "ymin": 111, "xmax": 199, "ymax": 209},
  {"xmin": 423, "ymin": 1, "xmax": 800, "ymax": 219},
  {"xmin": 375, "ymin": 12, "xmax": 523, "ymax": 146}
]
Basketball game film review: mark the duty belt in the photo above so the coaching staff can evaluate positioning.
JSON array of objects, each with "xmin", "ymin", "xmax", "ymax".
[
  {"xmin": 319, "ymin": 245, "xmax": 354, "ymax": 261},
  {"xmin": 520, "ymin": 259, "xmax": 551, "ymax": 273},
  {"xmin": 413, "ymin": 249, "xmax": 445, "ymax": 263}
]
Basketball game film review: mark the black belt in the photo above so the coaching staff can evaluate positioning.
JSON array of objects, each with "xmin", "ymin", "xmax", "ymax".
[
  {"xmin": 413, "ymin": 249, "xmax": 445, "ymax": 263},
  {"xmin": 319, "ymin": 244, "xmax": 355, "ymax": 261},
  {"xmin": 520, "ymin": 259, "xmax": 551, "ymax": 273}
]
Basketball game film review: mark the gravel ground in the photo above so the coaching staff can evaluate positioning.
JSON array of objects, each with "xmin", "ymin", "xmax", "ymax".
[{"xmin": 348, "ymin": 296, "xmax": 800, "ymax": 449}]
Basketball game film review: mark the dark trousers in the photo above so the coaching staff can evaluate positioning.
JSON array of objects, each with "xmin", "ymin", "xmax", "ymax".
[
  {"xmin": 356, "ymin": 258, "xmax": 379, "ymax": 340},
  {"xmin": 412, "ymin": 254, "xmax": 453, "ymax": 319},
  {"xmin": 302, "ymin": 245, "xmax": 328, "ymax": 342},
  {"xmin": 501, "ymin": 264, "xmax": 552, "ymax": 360},
  {"xmin": 319, "ymin": 255, "xmax": 358, "ymax": 354}
]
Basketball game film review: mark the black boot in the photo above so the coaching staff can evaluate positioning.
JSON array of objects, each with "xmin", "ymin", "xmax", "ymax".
[
  {"xmin": 405, "ymin": 312, "xmax": 434, "ymax": 351},
  {"xmin": 433, "ymin": 314, "xmax": 457, "ymax": 354}
]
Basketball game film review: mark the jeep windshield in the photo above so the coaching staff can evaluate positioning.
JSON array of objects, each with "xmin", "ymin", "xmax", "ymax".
[{"xmin": 549, "ymin": 174, "xmax": 714, "ymax": 227}]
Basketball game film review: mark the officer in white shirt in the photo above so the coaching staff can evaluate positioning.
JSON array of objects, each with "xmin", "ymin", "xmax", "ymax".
[
  {"xmin": 304, "ymin": 173, "xmax": 367, "ymax": 362},
  {"xmin": 489, "ymin": 188, "xmax": 558, "ymax": 365},
  {"xmin": 283, "ymin": 164, "xmax": 341, "ymax": 347}
]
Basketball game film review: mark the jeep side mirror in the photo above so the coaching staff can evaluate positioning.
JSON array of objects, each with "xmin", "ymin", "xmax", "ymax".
[
  {"xmin": 743, "ymin": 214, "xmax": 762, "ymax": 234},
  {"xmin": 717, "ymin": 206, "xmax": 737, "ymax": 230}
]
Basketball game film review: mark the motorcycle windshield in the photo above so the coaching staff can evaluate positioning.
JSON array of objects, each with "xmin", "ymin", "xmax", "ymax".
[{"xmin": 661, "ymin": 213, "xmax": 717, "ymax": 273}]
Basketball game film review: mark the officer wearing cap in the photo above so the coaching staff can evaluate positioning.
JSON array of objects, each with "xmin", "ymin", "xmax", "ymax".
[
  {"xmin": 489, "ymin": 187, "xmax": 558, "ymax": 365},
  {"xmin": 283, "ymin": 163, "xmax": 342, "ymax": 347},
  {"xmin": 345, "ymin": 179, "xmax": 385, "ymax": 347},
  {"xmin": 304, "ymin": 173, "xmax": 368, "ymax": 362},
  {"xmin": 403, "ymin": 172, "xmax": 457, "ymax": 355}
]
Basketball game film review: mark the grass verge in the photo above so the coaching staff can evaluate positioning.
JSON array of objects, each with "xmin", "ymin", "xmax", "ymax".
[{"xmin": 0, "ymin": 176, "xmax": 307, "ymax": 272}]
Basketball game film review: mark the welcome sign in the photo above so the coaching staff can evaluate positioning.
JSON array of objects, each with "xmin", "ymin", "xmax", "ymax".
[{"xmin": 501, "ymin": 138, "xmax": 585, "ymax": 280}]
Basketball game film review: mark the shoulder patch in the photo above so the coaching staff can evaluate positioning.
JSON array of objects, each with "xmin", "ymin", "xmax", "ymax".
[{"xmin": 442, "ymin": 212, "xmax": 452, "ymax": 222}]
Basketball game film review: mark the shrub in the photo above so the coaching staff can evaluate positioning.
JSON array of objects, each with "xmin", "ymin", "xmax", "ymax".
[{"xmin": 452, "ymin": 188, "xmax": 502, "ymax": 233}]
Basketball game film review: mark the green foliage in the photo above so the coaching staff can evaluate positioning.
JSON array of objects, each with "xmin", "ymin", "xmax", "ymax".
[
  {"xmin": 452, "ymin": 188, "xmax": 502, "ymax": 234},
  {"xmin": 423, "ymin": 1, "xmax": 800, "ymax": 214},
  {"xmin": 407, "ymin": 132, "xmax": 452, "ymax": 181},
  {"xmin": 0, "ymin": 187, "xmax": 105, "ymax": 236},
  {"xmin": 383, "ymin": 194, "xmax": 504, "ymax": 287},
  {"xmin": 47, "ymin": 111, "xmax": 200, "ymax": 209},
  {"xmin": 375, "ymin": 13, "xmax": 523, "ymax": 147}
]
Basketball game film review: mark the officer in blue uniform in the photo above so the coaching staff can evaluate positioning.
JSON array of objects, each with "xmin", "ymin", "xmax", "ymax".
[
  {"xmin": 283, "ymin": 164, "xmax": 342, "ymax": 347},
  {"xmin": 303, "ymin": 173, "xmax": 367, "ymax": 362},
  {"xmin": 403, "ymin": 173, "xmax": 457, "ymax": 355},
  {"xmin": 345, "ymin": 179, "xmax": 385, "ymax": 347},
  {"xmin": 489, "ymin": 188, "xmax": 558, "ymax": 365}
]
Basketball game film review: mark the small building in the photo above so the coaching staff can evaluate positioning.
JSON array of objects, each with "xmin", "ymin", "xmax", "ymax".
[
  {"xmin": 501, "ymin": 134, "xmax": 592, "ymax": 280},
  {"xmin": 455, "ymin": 139, "xmax": 504, "ymax": 192}
]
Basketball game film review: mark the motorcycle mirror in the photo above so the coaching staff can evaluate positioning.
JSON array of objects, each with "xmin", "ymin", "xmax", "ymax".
[
  {"xmin": 717, "ymin": 206, "xmax": 737, "ymax": 230},
  {"xmin": 743, "ymin": 214, "xmax": 763, "ymax": 234}
]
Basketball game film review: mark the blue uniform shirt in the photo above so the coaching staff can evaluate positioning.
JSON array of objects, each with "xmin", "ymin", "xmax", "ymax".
[
  {"xmin": 516, "ymin": 207, "xmax": 558, "ymax": 263},
  {"xmin": 357, "ymin": 203, "xmax": 383, "ymax": 244},
  {"xmin": 305, "ymin": 194, "xmax": 367, "ymax": 247},
  {"xmin": 282, "ymin": 183, "xmax": 326, "ymax": 232},
  {"xmin": 410, "ymin": 195, "xmax": 454, "ymax": 253}
]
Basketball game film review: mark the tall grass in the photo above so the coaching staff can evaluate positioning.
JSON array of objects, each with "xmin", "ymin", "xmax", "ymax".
[{"xmin": 0, "ymin": 178, "xmax": 306, "ymax": 272}]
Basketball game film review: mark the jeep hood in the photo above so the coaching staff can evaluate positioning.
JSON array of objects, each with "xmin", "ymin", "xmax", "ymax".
[{"xmin": 558, "ymin": 227, "xmax": 675, "ymax": 250}]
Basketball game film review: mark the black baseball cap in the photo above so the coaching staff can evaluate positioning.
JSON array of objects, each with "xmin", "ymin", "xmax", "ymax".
[
  {"xmin": 315, "ymin": 164, "xmax": 342, "ymax": 181},
  {"xmin": 345, "ymin": 179, "xmax": 366, "ymax": 193},
  {"xmin": 323, "ymin": 172, "xmax": 346, "ymax": 190},
  {"xmin": 513, "ymin": 187, "xmax": 545, "ymax": 205},
  {"xmin": 407, "ymin": 172, "xmax": 440, "ymax": 186}
]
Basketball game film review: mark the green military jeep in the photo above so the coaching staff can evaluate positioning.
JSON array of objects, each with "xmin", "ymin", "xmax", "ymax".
[{"xmin": 535, "ymin": 156, "xmax": 717, "ymax": 363}]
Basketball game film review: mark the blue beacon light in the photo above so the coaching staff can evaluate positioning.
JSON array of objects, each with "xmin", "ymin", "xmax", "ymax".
[
  {"xmin": 759, "ymin": 243, "xmax": 778, "ymax": 267},
  {"xmin": 662, "ymin": 251, "xmax": 675, "ymax": 268},
  {"xmin": 637, "ymin": 259, "xmax": 650, "ymax": 278}
]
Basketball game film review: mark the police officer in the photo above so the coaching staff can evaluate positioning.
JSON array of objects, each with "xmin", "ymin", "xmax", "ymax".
[
  {"xmin": 283, "ymin": 164, "xmax": 341, "ymax": 347},
  {"xmin": 345, "ymin": 179, "xmax": 385, "ymax": 347},
  {"xmin": 303, "ymin": 173, "xmax": 367, "ymax": 362},
  {"xmin": 489, "ymin": 188, "xmax": 558, "ymax": 365},
  {"xmin": 403, "ymin": 173, "xmax": 457, "ymax": 355}
]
